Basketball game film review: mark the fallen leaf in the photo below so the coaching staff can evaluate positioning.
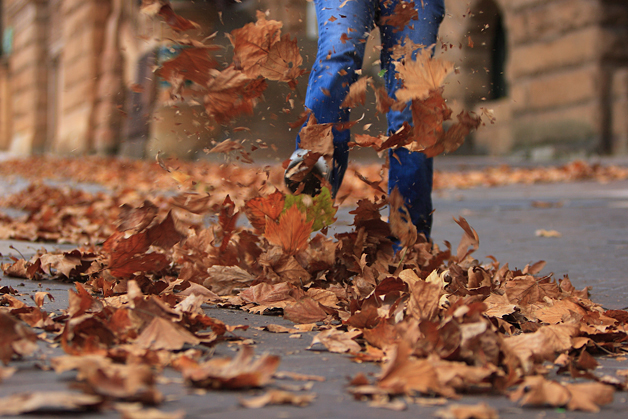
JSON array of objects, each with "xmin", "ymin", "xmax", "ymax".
[
  {"xmin": 181, "ymin": 346, "xmax": 280, "ymax": 389},
  {"xmin": 240, "ymin": 390, "xmax": 316, "ymax": 408},
  {"xmin": 0, "ymin": 392, "xmax": 102, "ymax": 415},
  {"xmin": 435, "ymin": 402, "xmax": 498, "ymax": 419}
]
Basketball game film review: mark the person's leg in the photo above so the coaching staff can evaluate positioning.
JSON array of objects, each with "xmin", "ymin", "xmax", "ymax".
[
  {"xmin": 292, "ymin": 0, "xmax": 377, "ymax": 197},
  {"xmin": 379, "ymin": 0, "xmax": 445, "ymax": 238}
]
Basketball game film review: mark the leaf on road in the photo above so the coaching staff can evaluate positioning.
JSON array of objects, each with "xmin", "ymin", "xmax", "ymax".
[
  {"xmin": 240, "ymin": 390, "xmax": 316, "ymax": 408},
  {"xmin": 0, "ymin": 392, "xmax": 102, "ymax": 415},
  {"xmin": 181, "ymin": 345, "xmax": 280, "ymax": 389}
]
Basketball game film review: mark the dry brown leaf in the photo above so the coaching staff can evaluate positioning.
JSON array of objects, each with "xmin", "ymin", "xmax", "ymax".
[
  {"xmin": 116, "ymin": 404, "xmax": 186, "ymax": 419},
  {"xmin": 341, "ymin": 77, "xmax": 370, "ymax": 108},
  {"xmin": 308, "ymin": 328, "xmax": 361, "ymax": 353},
  {"xmin": 0, "ymin": 392, "xmax": 102, "ymax": 415},
  {"xmin": 435, "ymin": 402, "xmax": 498, "ymax": 419},
  {"xmin": 240, "ymin": 390, "xmax": 316, "ymax": 408},
  {"xmin": 0, "ymin": 311, "xmax": 38, "ymax": 365},
  {"xmin": 181, "ymin": 345, "xmax": 280, "ymax": 389},
  {"xmin": 134, "ymin": 317, "xmax": 201, "ymax": 351},
  {"xmin": 265, "ymin": 205, "xmax": 313, "ymax": 255},
  {"xmin": 395, "ymin": 48, "xmax": 454, "ymax": 102}
]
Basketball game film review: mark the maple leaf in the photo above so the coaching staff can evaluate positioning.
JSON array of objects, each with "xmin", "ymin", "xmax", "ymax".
[
  {"xmin": 395, "ymin": 49, "xmax": 454, "ymax": 102},
  {"xmin": 297, "ymin": 114, "xmax": 335, "ymax": 157},
  {"xmin": 308, "ymin": 328, "xmax": 361, "ymax": 353},
  {"xmin": 380, "ymin": 1, "xmax": 419, "ymax": 33},
  {"xmin": 238, "ymin": 282, "xmax": 295, "ymax": 311},
  {"xmin": 134, "ymin": 316, "xmax": 201, "ymax": 350},
  {"xmin": 454, "ymin": 217, "xmax": 479, "ymax": 262},
  {"xmin": 265, "ymin": 205, "xmax": 313, "ymax": 255},
  {"xmin": 341, "ymin": 77, "xmax": 370, "ymax": 108},
  {"xmin": 240, "ymin": 390, "xmax": 316, "ymax": 408},
  {"xmin": 391, "ymin": 38, "xmax": 427, "ymax": 61},
  {"xmin": 0, "ymin": 311, "xmax": 38, "ymax": 365},
  {"xmin": 0, "ymin": 392, "xmax": 103, "ymax": 415},
  {"xmin": 435, "ymin": 403, "xmax": 498, "ymax": 419},
  {"xmin": 181, "ymin": 345, "xmax": 280, "ymax": 389},
  {"xmin": 245, "ymin": 190, "xmax": 285, "ymax": 233},
  {"xmin": 388, "ymin": 187, "xmax": 417, "ymax": 248},
  {"xmin": 283, "ymin": 297, "xmax": 329, "ymax": 324},
  {"xmin": 203, "ymin": 265, "xmax": 255, "ymax": 296},
  {"xmin": 406, "ymin": 89, "xmax": 451, "ymax": 153},
  {"xmin": 1, "ymin": 257, "xmax": 43, "ymax": 280},
  {"xmin": 103, "ymin": 231, "xmax": 169, "ymax": 278},
  {"xmin": 503, "ymin": 323, "xmax": 579, "ymax": 372},
  {"xmin": 373, "ymin": 84, "xmax": 397, "ymax": 114},
  {"xmin": 204, "ymin": 67, "xmax": 267, "ymax": 124},
  {"xmin": 156, "ymin": 40, "xmax": 219, "ymax": 90},
  {"xmin": 510, "ymin": 376, "xmax": 614, "ymax": 412},
  {"xmin": 377, "ymin": 342, "xmax": 456, "ymax": 397},
  {"xmin": 117, "ymin": 200, "xmax": 158, "ymax": 233},
  {"xmin": 283, "ymin": 187, "xmax": 337, "ymax": 232},
  {"xmin": 260, "ymin": 34, "xmax": 305, "ymax": 88},
  {"xmin": 420, "ymin": 111, "xmax": 482, "ymax": 158},
  {"xmin": 146, "ymin": 211, "xmax": 185, "ymax": 249},
  {"xmin": 142, "ymin": 1, "xmax": 200, "ymax": 32},
  {"xmin": 217, "ymin": 195, "xmax": 239, "ymax": 254},
  {"xmin": 230, "ymin": 11, "xmax": 283, "ymax": 78}
]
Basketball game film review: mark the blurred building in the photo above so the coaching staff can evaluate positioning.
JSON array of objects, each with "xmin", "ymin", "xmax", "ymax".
[{"xmin": 0, "ymin": 0, "xmax": 627, "ymax": 157}]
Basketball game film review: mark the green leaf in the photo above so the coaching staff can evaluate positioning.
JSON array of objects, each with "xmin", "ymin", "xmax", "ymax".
[
  {"xmin": 283, "ymin": 187, "xmax": 337, "ymax": 232},
  {"xmin": 378, "ymin": 68, "xmax": 387, "ymax": 78}
]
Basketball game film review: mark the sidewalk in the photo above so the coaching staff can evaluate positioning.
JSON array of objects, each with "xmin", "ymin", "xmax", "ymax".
[{"xmin": 1, "ymin": 170, "xmax": 628, "ymax": 418}]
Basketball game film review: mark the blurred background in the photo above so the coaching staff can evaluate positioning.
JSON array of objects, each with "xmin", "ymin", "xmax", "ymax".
[{"xmin": 0, "ymin": 0, "xmax": 627, "ymax": 161}]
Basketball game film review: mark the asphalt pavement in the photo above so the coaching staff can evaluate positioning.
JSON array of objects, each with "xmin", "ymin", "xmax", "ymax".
[{"xmin": 1, "ymin": 159, "xmax": 628, "ymax": 418}]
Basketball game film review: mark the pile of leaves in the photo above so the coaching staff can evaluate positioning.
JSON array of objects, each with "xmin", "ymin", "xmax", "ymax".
[
  {"xmin": 1, "ymin": 1, "xmax": 628, "ymax": 416},
  {"xmin": 2, "ymin": 176, "xmax": 628, "ymax": 413}
]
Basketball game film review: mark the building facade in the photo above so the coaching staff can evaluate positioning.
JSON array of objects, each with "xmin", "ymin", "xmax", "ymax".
[{"xmin": 0, "ymin": 0, "xmax": 627, "ymax": 157}]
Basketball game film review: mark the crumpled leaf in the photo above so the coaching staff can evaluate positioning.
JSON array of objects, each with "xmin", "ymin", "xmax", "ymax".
[
  {"xmin": 0, "ymin": 311, "xmax": 38, "ymax": 365},
  {"xmin": 435, "ymin": 402, "xmax": 498, "ymax": 419},
  {"xmin": 181, "ymin": 345, "xmax": 280, "ymax": 389},
  {"xmin": 380, "ymin": 1, "xmax": 419, "ymax": 33},
  {"xmin": 240, "ymin": 390, "xmax": 316, "ymax": 408},
  {"xmin": 308, "ymin": 328, "xmax": 361, "ymax": 353},
  {"xmin": 341, "ymin": 77, "xmax": 370, "ymax": 108},
  {"xmin": 0, "ymin": 392, "xmax": 102, "ymax": 415},
  {"xmin": 510, "ymin": 375, "xmax": 614, "ymax": 412}
]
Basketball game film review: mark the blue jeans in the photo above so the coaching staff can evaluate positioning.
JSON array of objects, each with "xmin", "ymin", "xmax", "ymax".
[{"xmin": 296, "ymin": 0, "xmax": 445, "ymax": 238}]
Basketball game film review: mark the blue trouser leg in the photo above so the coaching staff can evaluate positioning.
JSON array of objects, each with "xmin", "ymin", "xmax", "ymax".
[
  {"xmin": 296, "ymin": 0, "xmax": 445, "ymax": 238},
  {"xmin": 297, "ymin": 0, "xmax": 377, "ymax": 196},
  {"xmin": 379, "ymin": 0, "xmax": 445, "ymax": 238}
]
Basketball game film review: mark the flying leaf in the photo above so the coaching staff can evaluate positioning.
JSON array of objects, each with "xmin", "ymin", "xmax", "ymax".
[
  {"xmin": 156, "ymin": 40, "xmax": 219, "ymax": 89},
  {"xmin": 380, "ymin": 1, "xmax": 418, "ymax": 32},
  {"xmin": 260, "ymin": 34, "xmax": 305, "ymax": 88},
  {"xmin": 388, "ymin": 187, "xmax": 417, "ymax": 248},
  {"xmin": 204, "ymin": 67, "xmax": 267, "ymax": 124},
  {"xmin": 265, "ymin": 205, "xmax": 313, "ymax": 255},
  {"xmin": 341, "ymin": 77, "xmax": 370, "ymax": 108},
  {"xmin": 245, "ymin": 190, "xmax": 285, "ymax": 233},
  {"xmin": 395, "ymin": 49, "xmax": 454, "ymax": 102},
  {"xmin": 230, "ymin": 10, "xmax": 282, "ymax": 78},
  {"xmin": 283, "ymin": 187, "xmax": 337, "ymax": 232},
  {"xmin": 297, "ymin": 113, "xmax": 335, "ymax": 157}
]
